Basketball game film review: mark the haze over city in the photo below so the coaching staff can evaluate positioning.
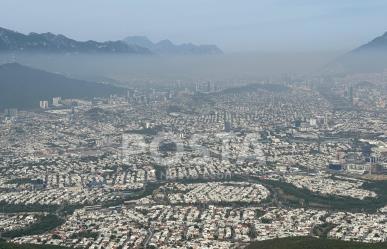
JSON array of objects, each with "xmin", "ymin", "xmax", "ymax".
[{"xmin": 0, "ymin": 1, "xmax": 387, "ymax": 249}]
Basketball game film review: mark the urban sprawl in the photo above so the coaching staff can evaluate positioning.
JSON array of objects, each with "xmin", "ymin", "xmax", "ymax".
[{"xmin": 1, "ymin": 72, "xmax": 387, "ymax": 248}]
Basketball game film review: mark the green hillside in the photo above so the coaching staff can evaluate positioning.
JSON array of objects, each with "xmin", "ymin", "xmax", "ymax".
[
  {"xmin": 245, "ymin": 237, "xmax": 387, "ymax": 249},
  {"xmin": 0, "ymin": 63, "xmax": 125, "ymax": 109},
  {"xmin": 0, "ymin": 241, "xmax": 69, "ymax": 249}
]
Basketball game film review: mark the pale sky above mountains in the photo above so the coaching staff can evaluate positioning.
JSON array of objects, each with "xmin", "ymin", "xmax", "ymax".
[{"xmin": 1, "ymin": 0, "xmax": 387, "ymax": 52}]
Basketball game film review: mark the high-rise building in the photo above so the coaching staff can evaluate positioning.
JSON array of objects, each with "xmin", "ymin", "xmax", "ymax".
[
  {"xmin": 349, "ymin": 86, "xmax": 354, "ymax": 106},
  {"xmin": 52, "ymin": 97, "xmax": 62, "ymax": 106},
  {"xmin": 4, "ymin": 108, "xmax": 18, "ymax": 117},
  {"xmin": 39, "ymin": 100, "xmax": 49, "ymax": 109},
  {"xmin": 223, "ymin": 111, "xmax": 233, "ymax": 132},
  {"xmin": 324, "ymin": 113, "xmax": 329, "ymax": 126},
  {"xmin": 309, "ymin": 118, "xmax": 317, "ymax": 127},
  {"xmin": 224, "ymin": 120, "xmax": 232, "ymax": 132},
  {"xmin": 127, "ymin": 89, "xmax": 135, "ymax": 101}
]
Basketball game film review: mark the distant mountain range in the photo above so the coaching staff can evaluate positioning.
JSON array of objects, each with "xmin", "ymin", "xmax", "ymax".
[
  {"xmin": 332, "ymin": 32, "xmax": 387, "ymax": 73},
  {"xmin": 0, "ymin": 63, "xmax": 124, "ymax": 109},
  {"xmin": 0, "ymin": 27, "xmax": 223, "ymax": 55},
  {"xmin": 123, "ymin": 36, "xmax": 223, "ymax": 55},
  {"xmin": 0, "ymin": 27, "xmax": 151, "ymax": 54}
]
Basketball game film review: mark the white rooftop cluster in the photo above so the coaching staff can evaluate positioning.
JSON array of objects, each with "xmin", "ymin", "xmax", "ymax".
[
  {"xmin": 327, "ymin": 212, "xmax": 387, "ymax": 243},
  {"xmin": 162, "ymin": 182, "xmax": 270, "ymax": 204},
  {"xmin": 0, "ymin": 214, "xmax": 37, "ymax": 232},
  {"xmin": 10, "ymin": 206, "xmax": 333, "ymax": 248},
  {"xmin": 0, "ymin": 188, "xmax": 121, "ymax": 206}
]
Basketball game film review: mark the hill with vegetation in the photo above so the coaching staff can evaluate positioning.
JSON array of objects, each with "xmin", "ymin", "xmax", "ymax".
[
  {"xmin": 245, "ymin": 237, "xmax": 387, "ymax": 249},
  {"xmin": 0, "ymin": 63, "xmax": 125, "ymax": 109},
  {"xmin": 0, "ymin": 241, "xmax": 69, "ymax": 249}
]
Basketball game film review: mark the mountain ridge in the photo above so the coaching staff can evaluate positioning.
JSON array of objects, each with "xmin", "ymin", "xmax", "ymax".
[
  {"xmin": 331, "ymin": 31, "xmax": 387, "ymax": 73},
  {"xmin": 0, "ymin": 27, "xmax": 151, "ymax": 54},
  {"xmin": 352, "ymin": 31, "xmax": 387, "ymax": 53},
  {"xmin": 123, "ymin": 36, "xmax": 223, "ymax": 55}
]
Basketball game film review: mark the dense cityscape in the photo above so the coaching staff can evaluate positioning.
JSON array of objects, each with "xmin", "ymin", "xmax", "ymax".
[
  {"xmin": 1, "ymin": 71, "xmax": 387, "ymax": 248},
  {"xmin": 1, "ymin": 1, "xmax": 387, "ymax": 249}
]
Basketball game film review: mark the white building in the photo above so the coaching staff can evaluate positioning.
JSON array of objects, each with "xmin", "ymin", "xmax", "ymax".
[
  {"xmin": 52, "ymin": 97, "xmax": 62, "ymax": 106},
  {"xmin": 39, "ymin": 100, "xmax": 49, "ymax": 109}
]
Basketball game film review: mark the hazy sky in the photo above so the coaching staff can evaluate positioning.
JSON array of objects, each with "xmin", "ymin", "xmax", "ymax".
[{"xmin": 1, "ymin": 0, "xmax": 387, "ymax": 52}]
